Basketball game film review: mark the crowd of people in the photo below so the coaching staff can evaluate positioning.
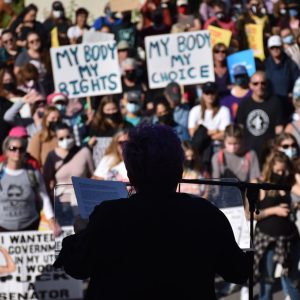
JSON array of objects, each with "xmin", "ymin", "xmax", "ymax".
[{"xmin": 1, "ymin": 0, "xmax": 300, "ymax": 298}]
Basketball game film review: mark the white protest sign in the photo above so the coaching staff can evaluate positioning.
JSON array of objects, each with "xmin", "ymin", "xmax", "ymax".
[
  {"xmin": 0, "ymin": 229, "xmax": 83, "ymax": 300},
  {"xmin": 145, "ymin": 30, "xmax": 215, "ymax": 89},
  {"xmin": 50, "ymin": 41, "xmax": 122, "ymax": 98},
  {"xmin": 83, "ymin": 29, "xmax": 115, "ymax": 44}
]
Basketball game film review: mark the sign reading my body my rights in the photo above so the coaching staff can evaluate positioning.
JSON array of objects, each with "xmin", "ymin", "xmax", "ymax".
[
  {"xmin": 0, "ymin": 228, "xmax": 83, "ymax": 300},
  {"xmin": 145, "ymin": 30, "xmax": 215, "ymax": 89},
  {"xmin": 50, "ymin": 41, "xmax": 122, "ymax": 98}
]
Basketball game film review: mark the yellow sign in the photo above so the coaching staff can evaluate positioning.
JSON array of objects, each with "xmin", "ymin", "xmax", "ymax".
[
  {"xmin": 245, "ymin": 24, "xmax": 265, "ymax": 61},
  {"xmin": 208, "ymin": 25, "xmax": 232, "ymax": 48}
]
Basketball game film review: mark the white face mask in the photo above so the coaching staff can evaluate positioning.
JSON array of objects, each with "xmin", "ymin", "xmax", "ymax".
[
  {"xmin": 282, "ymin": 147, "xmax": 297, "ymax": 159},
  {"xmin": 58, "ymin": 138, "xmax": 75, "ymax": 150},
  {"xmin": 53, "ymin": 10, "xmax": 63, "ymax": 18}
]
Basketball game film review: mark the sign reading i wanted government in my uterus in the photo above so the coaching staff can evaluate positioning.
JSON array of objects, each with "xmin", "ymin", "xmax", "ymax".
[
  {"xmin": 145, "ymin": 30, "xmax": 215, "ymax": 89},
  {"xmin": 50, "ymin": 40, "xmax": 122, "ymax": 98}
]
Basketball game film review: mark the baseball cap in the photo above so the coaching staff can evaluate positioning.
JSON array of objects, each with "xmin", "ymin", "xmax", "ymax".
[
  {"xmin": 267, "ymin": 35, "xmax": 282, "ymax": 48},
  {"xmin": 202, "ymin": 82, "xmax": 217, "ymax": 93},
  {"xmin": 117, "ymin": 40, "xmax": 129, "ymax": 51},
  {"xmin": 127, "ymin": 90, "xmax": 141, "ymax": 103},
  {"xmin": 177, "ymin": 0, "xmax": 188, "ymax": 6},
  {"xmin": 233, "ymin": 65, "xmax": 248, "ymax": 77},
  {"xmin": 47, "ymin": 92, "xmax": 68, "ymax": 105},
  {"xmin": 164, "ymin": 82, "xmax": 181, "ymax": 103},
  {"xmin": 52, "ymin": 1, "xmax": 63, "ymax": 10},
  {"xmin": 8, "ymin": 126, "xmax": 28, "ymax": 138}
]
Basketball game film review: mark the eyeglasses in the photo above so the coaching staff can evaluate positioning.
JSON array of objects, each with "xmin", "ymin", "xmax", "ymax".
[
  {"xmin": 28, "ymin": 39, "xmax": 40, "ymax": 44},
  {"xmin": 251, "ymin": 81, "xmax": 266, "ymax": 86},
  {"xmin": 2, "ymin": 38, "xmax": 13, "ymax": 44},
  {"xmin": 58, "ymin": 136, "xmax": 71, "ymax": 141},
  {"xmin": 8, "ymin": 146, "xmax": 25, "ymax": 153},
  {"xmin": 214, "ymin": 50, "xmax": 227, "ymax": 54},
  {"xmin": 281, "ymin": 143, "xmax": 297, "ymax": 149}
]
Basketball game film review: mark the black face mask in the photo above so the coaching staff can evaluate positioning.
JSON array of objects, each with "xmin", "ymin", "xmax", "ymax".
[
  {"xmin": 37, "ymin": 111, "xmax": 44, "ymax": 119},
  {"xmin": 3, "ymin": 82, "xmax": 16, "ymax": 92},
  {"xmin": 184, "ymin": 159, "xmax": 195, "ymax": 169},
  {"xmin": 48, "ymin": 121, "xmax": 58, "ymax": 132},
  {"xmin": 270, "ymin": 172, "xmax": 285, "ymax": 184},
  {"xmin": 104, "ymin": 112, "xmax": 121, "ymax": 123},
  {"xmin": 158, "ymin": 113, "xmax": 174, "ymax": 126},
  {"xmin": 125, "ymin": 70, "xmax": 136, "ymax": 81}
]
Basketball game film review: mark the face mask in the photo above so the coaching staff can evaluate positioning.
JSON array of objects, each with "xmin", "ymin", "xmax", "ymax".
[
  {"xmin": 126, "ymin": 102, "xmax": 140, "ymax": 114},
  {"xmin": 37, "ymin": 111, "xmax": 44, "ymax": 119},
  {"xmin": 125, "ymin": 70, "xmax": 136, "ymax": 81},
  {"xmin": 270, "ymin": 172, "xmax": 285, "ymax": 184},
  {"xmin": 251, "ymin": 5, "xmax": 258, "ymax": 14},
  {"xmin": 282, "ymin": 147, "xmax": 297, "ymax": 159},
  {"xmin": 158, "ymin": 113, "xmax": 173, "ymax": 125},
  {"xmin": 105, "ymin": 7, "xmax": 112, "ymax": 18},
  {"xmin": 26, "ymin": 80, "xmax": 35, "ymax": 88},
  {"xmin": 55, "ymin": 104, "xmax": 66, "ymax": 115},
  {"xmin": 280, "ymin": 8, "xmax": 287, "ymax": 15},
  {"xmin": 178, "ymin": 6, "xmax": 187, "ymax": 15},
  {"xmin": 216, "ymin": 12, "xmax": 225, "ymax": 20},
  {"xmin": 3, "ymin": 82, "xmax": 15, "ymax": 92},
  {"xmin": 289, "ymin": 9, "xmax": 298, "ymax": 17},
  {"xmin": 48, "ymin": 121, "xmax": 58, "ymax": 132},
  {"xmin": 58, "ymin": 138, "xmax": 75, "ymax": 150},
  {"xmin": 184, "ymin": 159, "xmax": 194, "ymax": 169},
  {"xmin": 282, "ymin": 34, "xmax": 294, "ymax": 45},
  {"xmin": 104, "ymin": 112, "xmax": 121, "ymax": 123},
  {"xmin": 53, "ymin": 10, "xmax": 63, "ymax": 18},
  {"xmin": 235, "ymin": 76, "xmax": 249, "ymax": 88}
]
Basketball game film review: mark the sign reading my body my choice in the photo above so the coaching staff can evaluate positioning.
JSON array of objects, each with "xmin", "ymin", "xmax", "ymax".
[
  {"xmin": 50, "ymin": 41, "xmax": 122, "ymax": 98},
  {"xmin": 145, "ymin": 30, "xmax": 215, "ymax": 89}
]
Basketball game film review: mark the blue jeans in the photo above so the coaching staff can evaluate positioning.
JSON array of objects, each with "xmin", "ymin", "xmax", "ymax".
[{"xmin": 259, "ymin": 240, "xmax": 300, "ymax": 300}]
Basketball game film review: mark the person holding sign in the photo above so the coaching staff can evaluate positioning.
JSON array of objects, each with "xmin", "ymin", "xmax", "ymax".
[{"xmin": 54, "ymin": 124, "xmax": 250, "ymax": 300}]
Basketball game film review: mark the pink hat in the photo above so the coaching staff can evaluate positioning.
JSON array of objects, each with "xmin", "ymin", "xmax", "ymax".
[
  {"xmin": 8, "ymin": 126, "xmax": 29, "ymax": 138},
  {"xmin": 47, "ymin": 92, "xmax": 68, "ymax": 105}
]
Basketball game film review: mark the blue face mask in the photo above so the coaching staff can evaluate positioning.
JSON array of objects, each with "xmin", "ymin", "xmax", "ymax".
[
  {"xmin": 55, "ymin": 104, "xmax": 66, "ymax": 115},
  {"xmin": 289, "ymin": 9, "xmax": 298, "ymax": 17},
  {"xmin": 282, "ymin": 35, "xmax": 294, "ymax": 45},
  {"xmin": 126, "ymin": 102, "xmax": 140, "ymax": 114}
]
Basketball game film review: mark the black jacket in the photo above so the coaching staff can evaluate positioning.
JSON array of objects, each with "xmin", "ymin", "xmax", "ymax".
[{"xmin": 54, "ymin": 192, "xmax": 250, "ymax": 300}]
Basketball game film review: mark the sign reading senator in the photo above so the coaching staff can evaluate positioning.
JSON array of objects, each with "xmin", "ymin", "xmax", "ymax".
[
  {"xmin": 145, "ymin": 30, "xmax": 215, "ymax": 89},
  {"xmin": 50, "ymin": 41, "xmax": 122, "ymax": 98}
]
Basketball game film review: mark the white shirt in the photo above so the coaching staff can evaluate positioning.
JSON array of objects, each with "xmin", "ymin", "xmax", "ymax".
[
  {"xmin": 67, "ymin": 25, "xmax": 85, "ymax": 40},
  {"xmin": 188, "ymin": 105, "xmax": 231, "ymax": 131}
]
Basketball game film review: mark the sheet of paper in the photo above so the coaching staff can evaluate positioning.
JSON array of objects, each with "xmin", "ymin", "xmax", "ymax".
[{"xmin": 71, "ymin": 177, "xmax": 128, "ymax": 219}]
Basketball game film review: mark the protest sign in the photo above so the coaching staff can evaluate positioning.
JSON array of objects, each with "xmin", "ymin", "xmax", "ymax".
[
  {"xmin": 245, "ymin": 23, "xmax": 265, "ymax": 61},
  {"xmin": 208, "ymin": 25, "xmax": 232, "ymax": 48},
  {"xmin": 227, "ymin": 49, "xmax": 256, "ymax": 83},
  {"xmin": 0, "ymin": 228, "xmax": 83, "ymax": 300},
  {"xmin": 50, "ymin": 41, "xmax": 122, "ymax": 98},
  {"xmin": 110, "ymin": 0, "xmax": 140, "ymax": 12},
  {"xmin": 145, "ymin": 30, "xmax": 215, "ymax": 89},
  {"xmin": 83, "ymin": 29, "xmax": 114, "ymax": 44}
]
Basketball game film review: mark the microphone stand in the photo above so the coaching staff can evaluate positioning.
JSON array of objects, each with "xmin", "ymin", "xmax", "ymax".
[{"xmin": 179, "ymin": 179, "xmax": 291, "ymax": 300}]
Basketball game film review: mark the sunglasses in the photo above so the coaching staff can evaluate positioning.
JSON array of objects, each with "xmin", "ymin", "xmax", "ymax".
[
  {"xmin": 28, "ymin": 39, "xmax": 40, "ymax": 44},
  {"xmin": 214, "ymin": 49, "xmax": 227, "ymax": 54},
  {"xmin": 8, "ymin": 146, "xmax": 25, "ymax": 153},
  {"xmin": 281, "ymin": 143, "xmax": 297, "ymax": 149},
  {"xmin": 118, "ymin": 141, "xmax": 127, "ymax": 146},
  {"xmin": 270, "ymin": 46, "xmax": 281, "ymax": 50},
  {"xmin": 203, "ymin": 90, "xmax": 216, "ymax": 95},
  {"xmin": 58, "ymin": 136, "xmax": 71, "ymax": 141},
  {"xmin": 251, "ymin": 81, "xmax": 266, "ymax": 86}
]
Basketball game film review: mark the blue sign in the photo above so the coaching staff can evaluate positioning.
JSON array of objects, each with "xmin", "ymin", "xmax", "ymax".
[{"xmin": 227, "ymin": 49, "xmax": 256, "ymax": 83}]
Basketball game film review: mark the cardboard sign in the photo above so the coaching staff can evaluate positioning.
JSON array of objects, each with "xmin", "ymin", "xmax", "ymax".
[
  {"xmin": 227, "ymin": 49, "xmax": 256, "ymax": 83},
  {"xmin": 208, "ymin": 25, "xmax": 232, "ymax": 48},
  {"xmin": 145, "ymin": 30, "xmax": 215, "ymax": 89},
  {"xmin": 245, "ymin": 23, "xmax": 265, "ymax": 61},
  {"xmin": 50, "ymin": 41, "xmax": 122, "ymax": 98},
  {"xmin": 110, "ymin": 0, "xmax": 140, "ymax": 12},
  {"xmin": 0, "ymin": 229, "xmax": 83, "ymax": 299}
]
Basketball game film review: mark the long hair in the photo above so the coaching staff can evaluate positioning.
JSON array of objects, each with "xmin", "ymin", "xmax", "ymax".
[
  {"xmin": 103, "ymin": 129, "xmax": 129, "ymax": 170},
  {"xmin": 40, "ymin": 106, "xmax": 60, "ymax": 142},
  {"xmin": 200, "ymin": 93, "xmax": 220, "ymax": 120},
  {"xmin": 0, "ymin": 67, "xmax": 21, "ymax": 98},
  {"xmin": 90, "ymin": 96, "xmax": 123, "ymax": 133},
  {"xmin": 10, "ymin": 4, "xmax": 38, "ymax": 32},
  {"xmin": 261, "ymin": 151, "xmax": 294, "ymax": 196}
]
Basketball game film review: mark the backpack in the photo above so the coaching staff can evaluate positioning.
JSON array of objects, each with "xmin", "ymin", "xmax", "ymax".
[
  {"xmin": 218, "ymin": 149, "xmax": 251, "ymax": 179},
  {"xmin": 0, "ymin": 162, "xmax": 42, "ymax": 212}
]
